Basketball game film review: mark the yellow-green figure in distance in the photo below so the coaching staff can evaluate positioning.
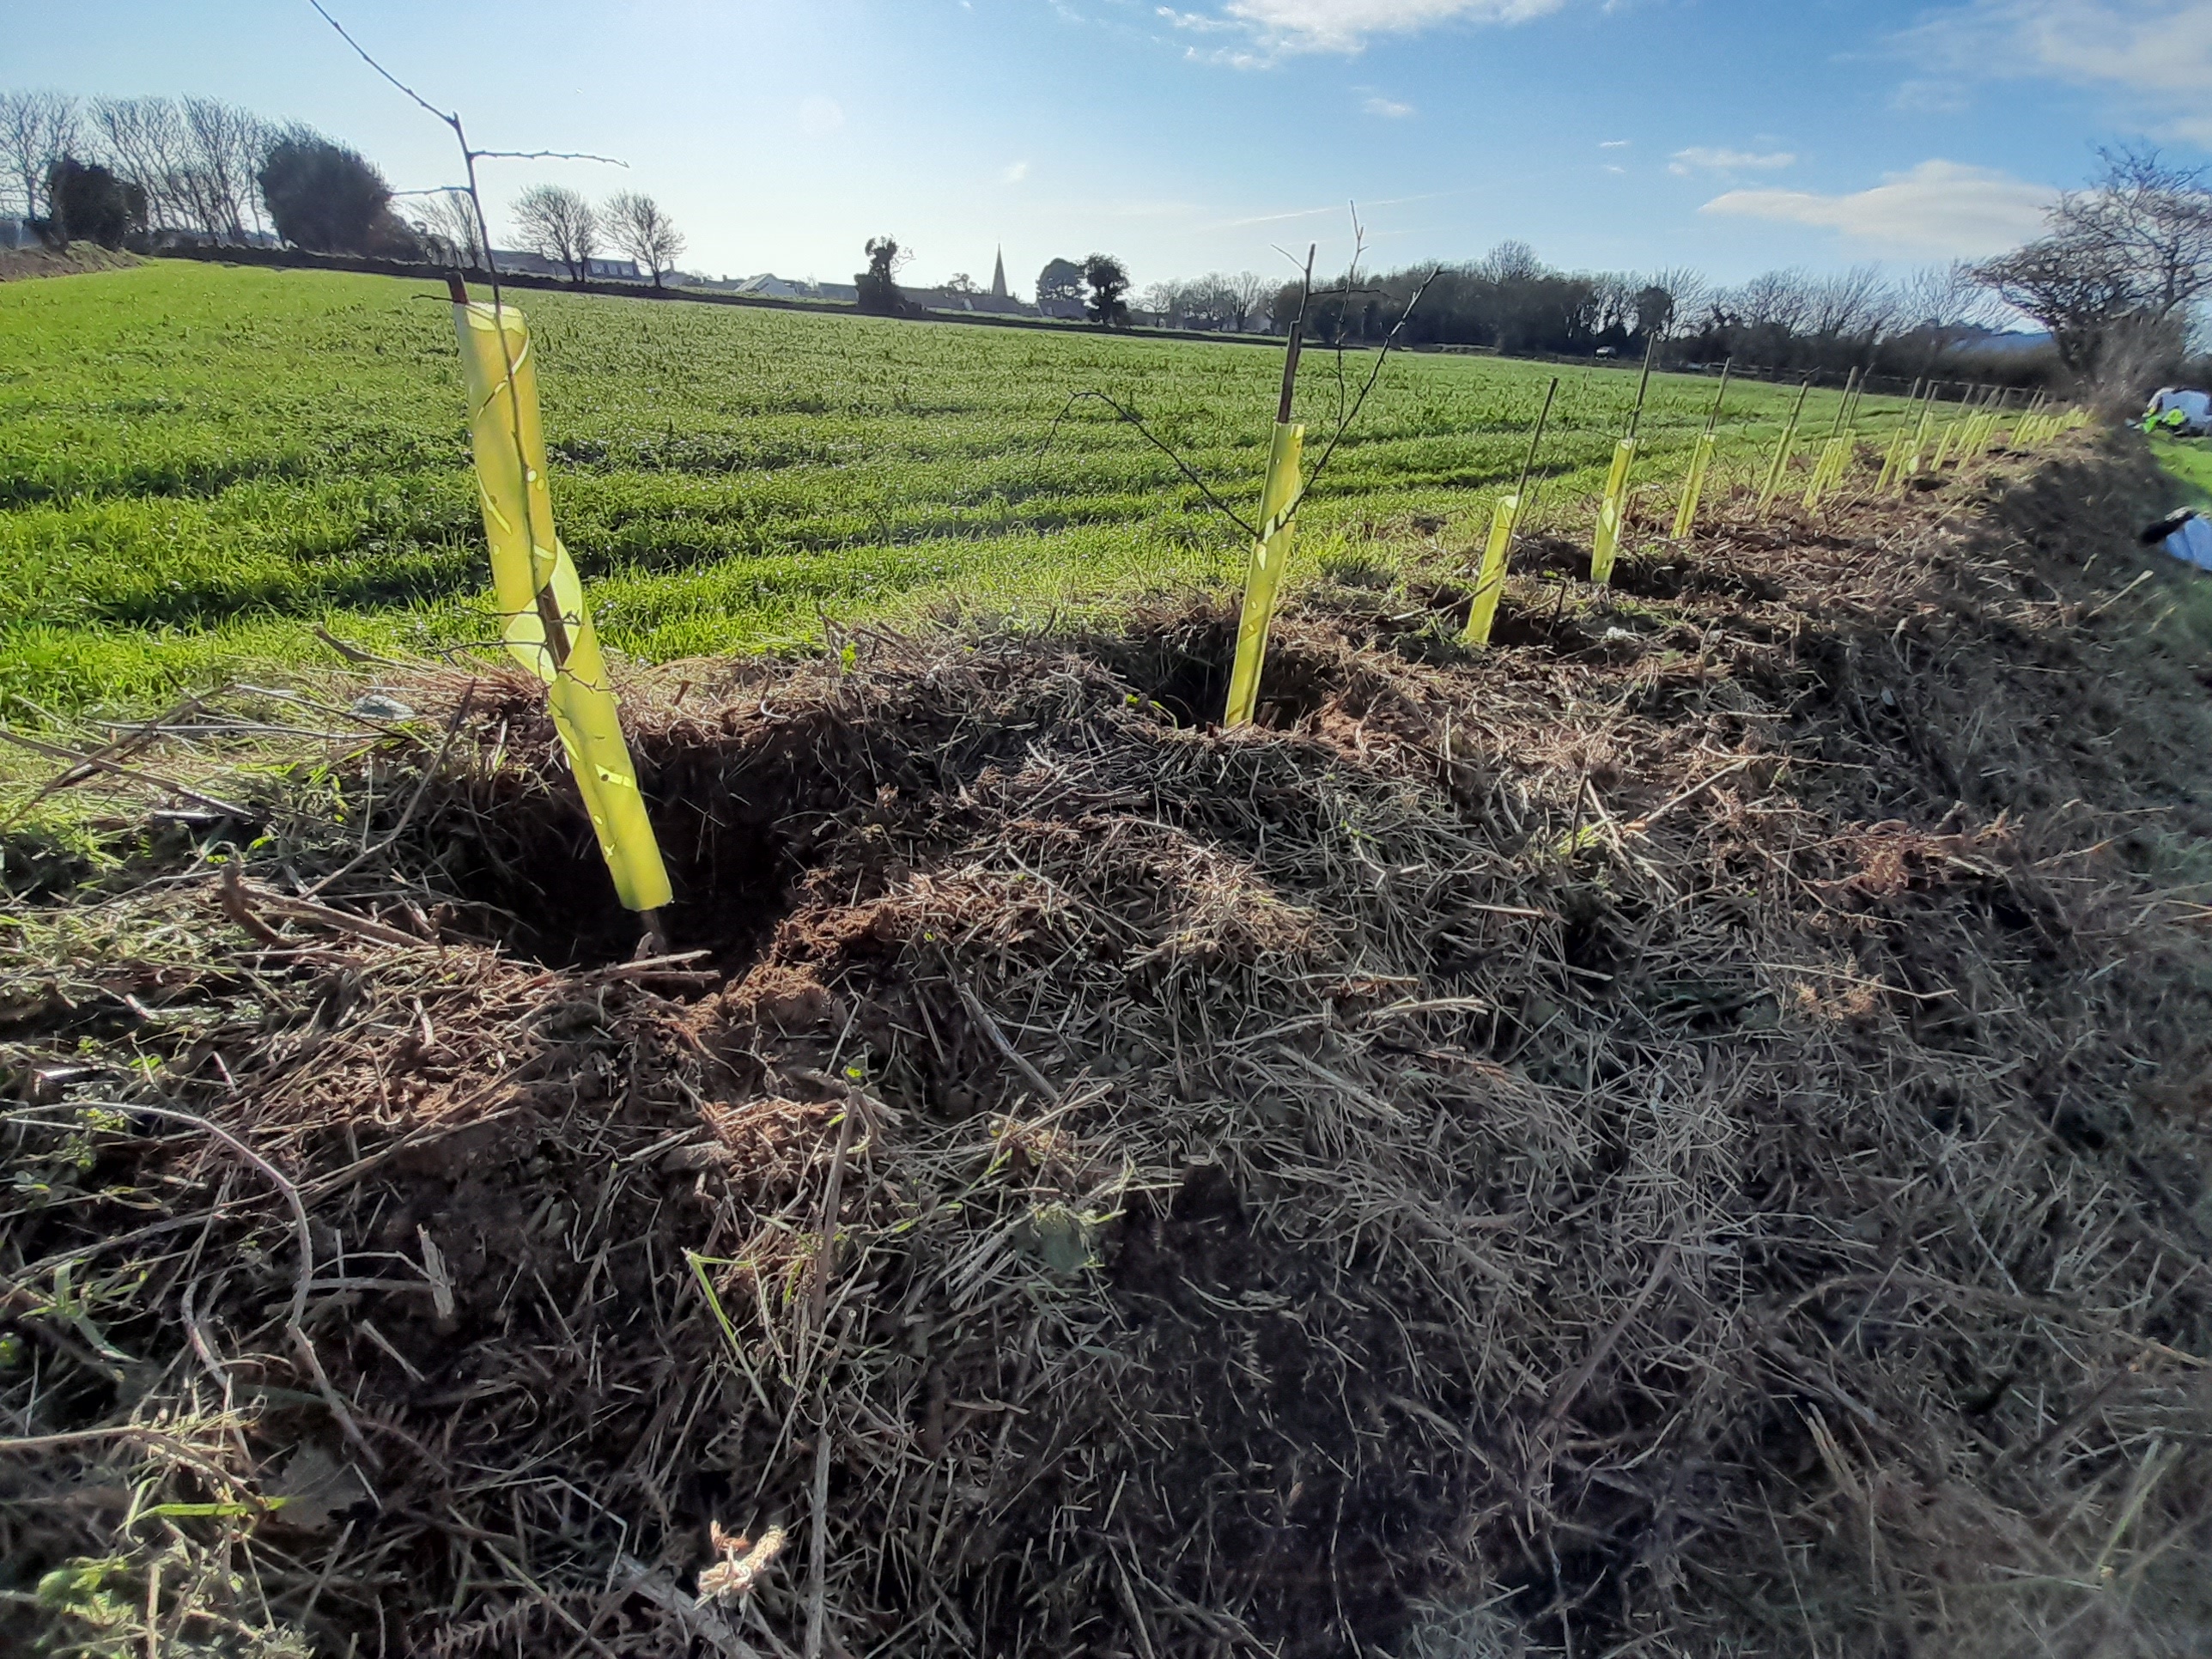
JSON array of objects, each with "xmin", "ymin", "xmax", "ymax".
[
  {"xmin": 453, "ymin": 296, "xmax": 674, "ymax": 914},
  {"xmin": 1671, "ymin": 433, "xmax": 1716, "ymax": 540},
  {"xmin": 1462, "ymin": 492, "xmax": 1522, "ymax": 647},
  {"xmin": 1224, "ymin": 421, "xmax": 1307, "ymax": 728},
  {"xmin": 1589, "ymin": 437, "xmax": 1637, "ymax": 584}
]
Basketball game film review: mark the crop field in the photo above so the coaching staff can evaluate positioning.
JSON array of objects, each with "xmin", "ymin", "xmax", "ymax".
[{"xmin": 0, "ymin": 259, "xmax": 1887, "ymax": 714}]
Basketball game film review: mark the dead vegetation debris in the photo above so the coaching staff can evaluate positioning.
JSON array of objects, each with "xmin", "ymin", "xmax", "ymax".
[{"xmin": 3, "ymin": 439, "xmax": 2211, "ymax": 1657}]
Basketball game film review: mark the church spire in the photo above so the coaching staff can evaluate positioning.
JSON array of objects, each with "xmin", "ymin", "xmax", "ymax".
[{"xmin": 991, "ymin": 246, "xmax": 1008, "ymax": 300}]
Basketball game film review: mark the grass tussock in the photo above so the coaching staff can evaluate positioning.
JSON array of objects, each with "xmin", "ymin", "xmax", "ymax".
[{"xmin": 3, "ymin": 433, "xmax": 2211, "ymax": 1657}]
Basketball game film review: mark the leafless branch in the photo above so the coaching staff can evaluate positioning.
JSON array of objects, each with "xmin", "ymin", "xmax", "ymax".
[
  {"xmin": 1039, "ymin": 392, "xmax": 1261, "ymax": 540},
  {"xmin": 473, "ymin": 148, "xmax": 629, "ymax": 167}
]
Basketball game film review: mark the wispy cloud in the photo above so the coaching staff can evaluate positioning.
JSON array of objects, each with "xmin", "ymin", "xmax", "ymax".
[
  {"xmin": 1897, "ymin": 0, "xmax": 2212, "ymax": 142},
  {"xmin": 1700, "ymin": 159, "xmax": 2056, "ymax": 256},
  {"xmin": 1001, "ymin": 160, "xmax": 1031, "ymax": 184},
  {"xmin": 1599, "ymin": 139, "xmax": 1631, "ymax": 149},
  {"xmin": 1668, "ymin": 146, "xmax": 1796, "ymax": 176},
  {"xmin": 1363, "ymin": 93, "xmax": 1417, "ymax": 116},
  {"xmin": 1892, "ymin": 78, "xmax": 1971, "ymax": 114},
  {"xmin": 1162, "ymin": 0, "xmax": 1570, "ymax": 56}
]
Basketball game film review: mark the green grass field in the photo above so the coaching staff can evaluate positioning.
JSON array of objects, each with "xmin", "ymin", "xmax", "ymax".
[
  {"xmin": 2151, "ymin": 434, "xmax": 2212, "ymax": 504},
  {"xmin": 0, "ymin": 260, "xmax": 1886, "ymax": 714}
]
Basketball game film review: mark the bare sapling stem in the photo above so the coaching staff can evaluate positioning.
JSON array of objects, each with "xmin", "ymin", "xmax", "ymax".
[
  {"xmin": 1824, "ymin": 367, "xmax": 1861, "ymax": 442},
  {"xmin": 1625, "ymin": 332, "xmax": 1657, "ymax": 443},
  {"xmin": 1702, "ymin": 360, "xmax": 1734, "ymax": 440},
  {"xmin": 1515, "ymin": 377, "xmax": 1560, "ymax": 504}
]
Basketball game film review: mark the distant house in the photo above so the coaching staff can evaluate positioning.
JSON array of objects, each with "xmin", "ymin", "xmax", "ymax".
[
  {"xmin": 912, "ymin": 287, "xmax": 1033, "ymax": 317},
  {"xmin": 680, "ymin": 246, "xmax": 1065, "ymax": 319},
  {"xmin": 490, "ymin": 247, "xmax": 641, "ymax": 281},
  {"xmin": 723, "ymin": 273, "xmax": 860, "ymax": 302},
  {"xmin": 919, "ymin": 247, "xmax": 1035, "ymax": 316}
]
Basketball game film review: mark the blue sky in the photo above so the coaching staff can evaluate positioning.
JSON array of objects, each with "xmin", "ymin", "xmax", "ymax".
[{"xmin": 10, "ymin": 0, "xmax": 2210, "ymax": 294}]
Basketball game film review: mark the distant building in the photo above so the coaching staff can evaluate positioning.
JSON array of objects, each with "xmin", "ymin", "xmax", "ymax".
[
  {"xmin": 708, "ymin": 273, "xmax": 861, "ymax": 303},
  {"xmin": 490, "ymin": 247, "xmax": 642, "ymax": 281},
  {"xmin": 678, "ymin": 248, "xmax": 1066, "ymax": 319},
  {"xmin": 913, "ymin": 285, "xmax": 1034, "ymax": 317}
]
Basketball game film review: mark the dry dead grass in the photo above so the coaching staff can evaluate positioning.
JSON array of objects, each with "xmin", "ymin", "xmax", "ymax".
[{"xmin": 3, "ymin": 434, "xmax": 2209, "ymax": 1658}]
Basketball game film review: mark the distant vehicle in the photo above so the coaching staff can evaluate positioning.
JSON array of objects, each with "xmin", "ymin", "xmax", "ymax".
[{"xmin": 2145, "ymin": 386, "xmax": 2212, "ymax": 436}]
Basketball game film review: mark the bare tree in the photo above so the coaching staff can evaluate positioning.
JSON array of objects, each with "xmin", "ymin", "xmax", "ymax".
[
  {"xmin": 0, "ymin": 89, "xmax": 78, "ymax": 222},
  {"xmin": 90, "ymin": 97, "xmax": 196, "ymax": 230},
  {"xmin": 1974, "ymin": 145, "xmax": 2212, "ymax": 377},
  {"xmin": 1479, "ymin": 239, "xmax": 1544, "ymax": 283},
  {"xmin": 1807, "ymin": 264, "xmax": 1889, "ymax": 352},
  {"xmin": 410, "ymin": 186, "xmax": 485, "ymax": 268},
  {"xmin": 1894, "ymin": 262, "xmax": 2002, "ymax": 364},
  {"xmin": 602, "ymin": 189, "xmax": 683, "ymax": 286},
  {"xmin": 2069, "ymin": 146, "xmax": 2212, "ymax": 319},
  {"xmin": 181, "ymin": 98, "xmax": 269, "ymax": 238},
  {"xmin": 1222, "ymin": 271, "xmax": 1272, "ymax": 332},
  {"xmin": 1730, "ymin": 268, "xmax": 1818, "ymax": 335},
  {"xmin": 1142, "ymin": 279, "xmax": 1185, "ymax": 320},
  {"xmin": 512, "ymin": 182, "xmax": 598, "ymax": 282},
  {"xmin": 1645, "ymin": 266, "xmax": 1709, "ymax": 336}
]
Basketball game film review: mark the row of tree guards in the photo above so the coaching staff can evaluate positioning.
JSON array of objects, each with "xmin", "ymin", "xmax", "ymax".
[
  {"xmin": 1231, "ymin": 337, "xmax": 2087, "ymax": 696},
  {"xmin": 442, "ymin": 284, "xmax": 2083, "ymax": 933}
]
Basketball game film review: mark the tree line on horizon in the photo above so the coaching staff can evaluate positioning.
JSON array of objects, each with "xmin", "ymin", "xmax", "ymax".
[
  {"xmin": 1282, "ymin": 246, "xmax": 2016, "ymax": 384},
  {"xmin": 9, "ymin": 84, "xmax": 2207, "ymax": 398},
  {"xmin": 0, "ymin": 89, "xmax": 689, "ymax": 286},
  {"xmin": 1281, "ymin": 149, "xmax": 2212, "ymax": 398}
]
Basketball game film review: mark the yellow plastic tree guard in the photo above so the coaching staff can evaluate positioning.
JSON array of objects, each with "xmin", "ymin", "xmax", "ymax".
[
  {"xmin": 1590, "ymin": 437, "xmax": 1637, "ymax": 584},
  {"xmin": 1462, "ymin": 492, "xmax": 1522, "ymax": 647},
  {"xmin": 1224, "ymin": 421, "xmax": 1307, "ymax": 729},
  {"xmin": 1671, "ymin": 433, "xmax": 1716, "ymax": 540},
  {"xmin": 1759, "ymin": 420, "xmax": 1801, "ymax": 512},
  {"xmin": 1803, "ymin": 435, "xmax": 1850, "ymax": 510},
  {"xmin": 453, "ymin": 297, "xmax": 673, "ymax": 914}
]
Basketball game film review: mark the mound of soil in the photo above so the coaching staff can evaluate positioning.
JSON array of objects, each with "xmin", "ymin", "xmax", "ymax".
[
  {"xmin": 4, "ymin": 435, "xmax": 2211, "ymax": 1658},
  {"xmin": 0, "ymin": 244, "xmax": 139, "ymax": 283}
]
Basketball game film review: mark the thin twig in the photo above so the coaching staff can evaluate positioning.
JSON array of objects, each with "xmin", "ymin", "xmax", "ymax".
[{"xmin": 301, "ymin": 682, "xmax": 477, "ymax": 898}]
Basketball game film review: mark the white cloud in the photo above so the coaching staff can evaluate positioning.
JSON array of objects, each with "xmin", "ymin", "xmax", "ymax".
[
  {"xmin": 1166, "ymin": 0, "xmax": 1568, "ymax": 53},
  {"xmin": 1700, "ymin": 160, "xmax": 2057, "ymax": 256},
  {"xmin": 798, "ymin": 95, "xmax": 844, "ymax": 137},
  {"xmin": 1603, "ymin": 163, "xmax": 1626, "ymax": 174},
  {"xmin": 1363, "ymin": 93, "xmax": 1417, "ymax": 116},
  {"xmin": 1668, "ymin": 146, "xmax": 1796, "ymax": 176},
  {"xmin": 1599, "ymin": 138, "xmax": 1631, "ymax": 149},
  {"xmin": 1901, "ymin": 0, "xmax": 2212, "ymax": 141},
  {"xmin": 1892, "ymin": 78, "xmax": 1971, "ymax": 114},
  {"xmin": 1002, "ymin": 160, "xmax": 1031, "ymax": 184}
]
